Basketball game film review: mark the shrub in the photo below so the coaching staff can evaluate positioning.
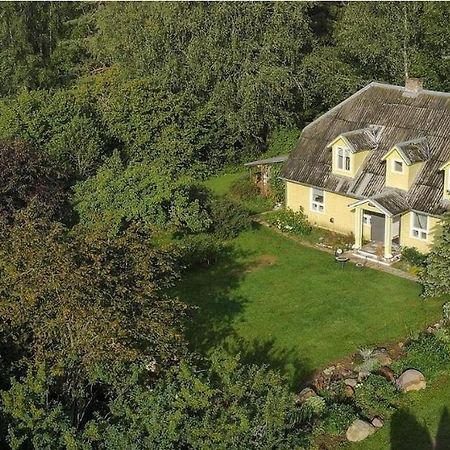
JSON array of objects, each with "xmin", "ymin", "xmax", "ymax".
[
  {"xmin": 392, "ymin": 333, "xmax": 450, "ymax": 379},
  {"xmin": 401, "ymin": 246, "xmax": 427, "ymax": 267},
  {"xmin": 321, "ymin": 403, "xmax": 357, "ymax": 436},
  {"xmin": 265, "ymin": 208, "xmax": 312, "ymax": 236},
  {"xmin": 443, "ymin": 302, "xmax": 450, "ymax": 322},
  {"xmin": 209, "ymin": 197, "xmax": 251, "ymax": 239},
  {"xmin": 268, "ymin": 165, "xmax": 285, "ymax": 203},
  {"xmin": 177, "ymin": 234, "xmax": 225, "ymax": 268},
  {"xmin": 299, "ymin": 396, "xmax": 326, "ymax": 423},
  {"xmin": 354, "ymin": 374, "xmax": 401, "ymax": 418},
  {"xmin": 229, "ymin": 173, "xmax": 259, "ymax": 200}
]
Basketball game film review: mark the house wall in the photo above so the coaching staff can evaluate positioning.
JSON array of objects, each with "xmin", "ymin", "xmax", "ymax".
[
  {"xmin": 384, "ymin": 148, "xmax": 424, "ymax": 191},
  {"xmin": 285, "ymin": 181, "xmax": 355, "ymax": 235},
  {"xmin": 400, "ymin": 212, "xmax": 441, "ymax": 253},
  {"xmin": 285, "ymin": 181, "xmax": 441, "ymax": 254},
  {"xmin": 444, "ymin": 166, "xmax": 450, "ymax": 201},
  {"xmin": 330, "ymin": 138, "xmax": 370, "ymax": 178}
]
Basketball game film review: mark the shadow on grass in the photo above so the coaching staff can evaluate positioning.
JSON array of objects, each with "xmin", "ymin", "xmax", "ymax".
[
  {"xmin": 223, "ymin": 336, "xmax": 313, "ymax": 391},
  {"xmin": 390, "ymin": 407, "xmax": 450, "ymax": 450},
  {"xmin": 177, "ymin": 245, "xmax": 252, "ymax": 353},
  {"xmin": 176, "ymin": 239, "xmax": 312, "ymax": 390}
]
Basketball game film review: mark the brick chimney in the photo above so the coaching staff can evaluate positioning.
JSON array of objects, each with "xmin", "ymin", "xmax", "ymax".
[{"xmin": 405, "ymin": 77, "xmax": 423, "ymax": 93}]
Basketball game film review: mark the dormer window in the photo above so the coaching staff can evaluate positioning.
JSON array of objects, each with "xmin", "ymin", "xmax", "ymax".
[
  {"xmin": 337, "ymin": 147, "xmax": 351, "ymax": 171},
  {"xmin": 382, "ymin": 138, "xmax": 429, "ymax": 191},
  {"xmin": 393, "ymin": 160, "xmax": 404, "ymax": 173},
  {"xmin": 328, "ymin": 128, "xmax": 377, "ymax": 178}
]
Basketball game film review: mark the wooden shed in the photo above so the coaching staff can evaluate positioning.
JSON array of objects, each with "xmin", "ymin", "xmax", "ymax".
[{"xmin": 244, "ymin": 155, "xmax": 288, "ymax": 196}]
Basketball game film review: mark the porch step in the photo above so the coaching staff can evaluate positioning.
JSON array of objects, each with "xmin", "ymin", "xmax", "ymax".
[{"xmin": 352, "ymin": 250, "xmax": 401, "ymax": 266}]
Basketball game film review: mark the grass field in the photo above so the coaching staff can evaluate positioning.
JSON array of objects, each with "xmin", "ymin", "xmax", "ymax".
[
  {"xmin": 204, "ymin": 171, "xmax": 245, "ymax": 196},
  {"xmin": 177, "ymin": 224, "xmax": 443, "ymax": 389}
]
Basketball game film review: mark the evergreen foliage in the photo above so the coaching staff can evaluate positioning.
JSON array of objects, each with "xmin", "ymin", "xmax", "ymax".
[{"xmin": 421, "ymin": 215, "xmax": 450, "ymax": 298}]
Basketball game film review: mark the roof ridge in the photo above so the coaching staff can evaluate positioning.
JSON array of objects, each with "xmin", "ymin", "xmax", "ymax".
[
  {"xmin": 370, "ymin": 81, "xmax": 450, "ymax": 99},
  {"xmin": 396, "ymin": 136, "xmax": 428, "ymax": 146}
]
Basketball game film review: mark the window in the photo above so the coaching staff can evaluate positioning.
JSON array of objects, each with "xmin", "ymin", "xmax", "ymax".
[
  {"xmin": 363, "ymin": 214, "xmax": 371, "ymax": 225},
  {"xmin": 311, "ymin": 188, "xmax": 324, "ymax": 213},
  {"xmin": 392, "ymin": 159, "xmax": 404, "ymax": 173},
  {"xmin": 337, "ymin": 147, "xmax": 351, "ymax": 171},
  {"xmin": 411, "ymin": 212, "xmax": 428, "ymax": 240}
]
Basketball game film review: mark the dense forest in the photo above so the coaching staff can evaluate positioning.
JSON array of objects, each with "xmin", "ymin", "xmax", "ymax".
[{"xmin": 0, "ymin": 2, "xmax": 450, "ymax": 448}]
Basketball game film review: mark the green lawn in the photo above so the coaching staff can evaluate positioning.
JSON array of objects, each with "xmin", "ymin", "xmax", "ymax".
[
  {"xmin": 349, "ymin": 373, "xmax": 450, "ymax": 450},
  {"xmin": 204, "ymin": 170, "xmax": 273, "ymax": 213},
  {"xmin": 177, "ymin": 225, "xmax": 443, "ymax": 388},
  {"xmin": 204, "ymin": 171, "xmax": 245, "ymax": 196}
]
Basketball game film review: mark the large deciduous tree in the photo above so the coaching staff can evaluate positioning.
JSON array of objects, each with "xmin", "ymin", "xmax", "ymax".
[
  {"xmin": 0, "ymin": 139, "xmax": 68, "ymax": 220},
  {"xmin": 0, "ymin": 209, "xmax": 187, "ymax": 429}
]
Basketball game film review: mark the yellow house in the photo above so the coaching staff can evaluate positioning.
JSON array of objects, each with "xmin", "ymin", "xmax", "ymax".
[{"xmin": 281, "ymin": 78, "xmax": 450, "ymax": 263}]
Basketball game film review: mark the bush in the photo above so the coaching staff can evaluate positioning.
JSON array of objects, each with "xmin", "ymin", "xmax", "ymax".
[
  {"xmin": 299, "ymin": 396, "xmax": 326, "ymax": 423},
  {"xmin": 268, "ymin": 165, "xmax": 285, "ymax": 203},
  {"xmin": 209, "ymin": 197, "xmax": 251, "ymax": 239},
  {"xmin": 443, "ymin": 302, "xmax": 450, "ymax": 322},
  {"xmin": 392, "ymin": 333, "xmax": 450, "ymax": 379},
  {"xmin": 229, "ymin": 173, "xmax": 259, "ymax": 201},
  {"xmin": 354, "ymin": 374, "xmax": 401, "ymax": 419},
  {"xmin": 265, "ymin": 208, "xmax": 312, "ymax": 236},
  {"xmin": 177, "ymin": 234, "xmax": 225, "ymax": 268},
  {"xmin": 321, "ymin": 403, "xmax": 357, "ymax": 436},
  {"xmin": 401, "ymin": 246, "xmax": 427, "ymax": 267}
]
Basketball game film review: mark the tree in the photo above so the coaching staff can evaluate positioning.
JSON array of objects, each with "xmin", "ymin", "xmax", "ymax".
[
  {"xmin": 72, "ymin": 152, "xmax": 212, "ymax": 236},
  {"xmin": 0, "ymin": 209, "xmax": 187, "ymax": 430},
  {"xmin": 0, "ymin": 87, "xmax": 108, "ymax": 178},
  {"xmin": 0, "ymin": 139, "xmax": 68, "ymax": 220},
  {"xmin": 0, "ymin": 2, "xmax": 93, "ymax": 95},
  {"xmin": 421, "ymin": 214, "xmax": 450, "ymax": 298},
  {"xmin": 84, "ymin": 352, "xmax": 306, "ymax": 449}
]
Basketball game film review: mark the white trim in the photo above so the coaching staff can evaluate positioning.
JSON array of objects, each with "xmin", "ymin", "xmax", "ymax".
[
  {"xmin": 310, "ymin": 187, "xmax": 325, "ymax": 214},
  {"xmin": 410, "ymin": 211, "xmax": 429, "ymax": 241},
  {"xmin": 348, "ymin": 198, "xmax": 393, "ymax": 217},
  {"xmin": 392, "ymin": 159, "xmax": 404, "ymax": 174},
  {"xmin": 335, "ymin": 146, "xmax": 351, "ymax": 172},
  {"xmin": 363, "ymin": 214, "xmax": 372, "ymax": 225}
]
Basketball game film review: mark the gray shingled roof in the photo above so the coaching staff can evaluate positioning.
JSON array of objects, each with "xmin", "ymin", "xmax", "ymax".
[
  {"xmin": 332, "ymin": 128, "xmax": 379, "ymax": 153},
  {"xmin": 393, "ymin": 137, "xmax": 430, "ymax": 164},
  {"xmin": 282, "ymin": 82, "xmax": 450, "ymax": 216},
  {"xmin": 349, "ymin": 190, "xmax": 410, "ymax": 216}
]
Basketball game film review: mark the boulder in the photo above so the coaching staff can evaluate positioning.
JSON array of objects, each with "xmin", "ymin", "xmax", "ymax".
[
  {"xmin": 346, "ymin": 419, "xmax": 376, "ymax": 442},
  {"xmin": 396, "ymin": 369, "xmax": 426, "ymax": 392},
  {"xmin": 377, "ymin": 366, "xmax": 396, "ymax": 383},
  {"xmin": 323, "ymin": 366, "xmax": 335, "ymax": 376},
  {"xmin": 371, "ymin": 416, "xmax": 384, "ymax": 428},
  {"xmin": 344, "ymin": 378, "xmax": 358, "ymax": 388},
  {"xmin": 358, "ymin": 371, "xmax": 370, "ymax": 382},
  {"xmin": 344, "ymin": 385, "xmax": 355, "ymax": 397},
  {"xmin": 297, "ymin": 387, "xmax": 316, "ymax": 403},
  {"xmin": 372, "ymin": 349, "xmax": 392, "ymax": 366}
]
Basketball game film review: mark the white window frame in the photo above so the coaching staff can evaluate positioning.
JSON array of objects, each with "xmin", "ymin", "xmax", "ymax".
[
  {"xmin": 410, "ymin": 212, "xmax": 428, "ymax": 241},
  {"xmin": 310, "ymin": 187, "xmax": 325, "ymax": 213},
  {"xmin": 336, "ymin": 147, "xmax": 351, "ymax": 172},
  {"xmin": 392, "ymin": 159, "xmax": 404, "ymax": 174}
]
